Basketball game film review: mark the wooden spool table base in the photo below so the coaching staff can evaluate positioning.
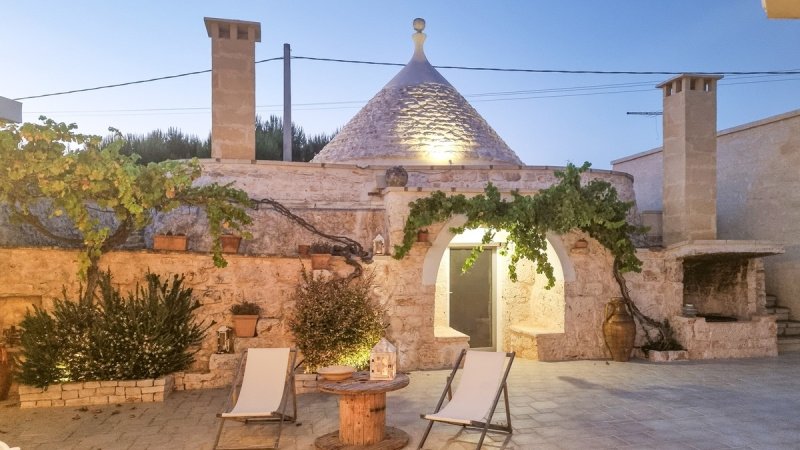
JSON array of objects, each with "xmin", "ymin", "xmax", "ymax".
[
  {"xmin": 315, "ymin": 372, "xmax": 410, "ymax": 450},
  {"xmin": 314, "ymin": 426, "xmax": 409, "ymax": 450}
]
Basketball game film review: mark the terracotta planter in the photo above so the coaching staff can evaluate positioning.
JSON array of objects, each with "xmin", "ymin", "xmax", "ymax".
[
  {"xmin": 220, "ymin": 235, "xmax": 241, "ymax": 254},
  {"xmin": 417, "ymin": 230, "xmax": 429, "ymax": 243},
  {"xmin": 298, "ymin": 244, "xmax": 310, "ymax": 257},
  {"xmin": 153, "ymin": 234, "xmax": 188, "ymax": 251},
  {"xmin": 232, "ymin": 315, "xmax": 258, "ymax": 338},
  {"xmin": 311, "ymin": 253, "xmax": 331, "ymax": 270},
  {"xmin": 603, "ymin": 297, "xmax": 636, "ymax": 362}
]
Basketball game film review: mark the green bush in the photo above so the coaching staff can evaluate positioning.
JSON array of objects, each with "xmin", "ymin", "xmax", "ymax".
[
  {"xmin": 288, "ymin": 270, "xmax": 385, "ymax": 372},
  {"xmin": 18, "ymin": 271, "xmax": 207, "ymax": 388}
]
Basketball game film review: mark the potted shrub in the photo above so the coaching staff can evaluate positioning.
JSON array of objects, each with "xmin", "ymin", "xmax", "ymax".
[
  {"xmin": 230, "ymin": 301, "xmax": 261, "ymax": 338},
  {"xmin": 288, "ymin": 270, "xmax": 385, "ymax": 373},
  {"xmin": 153, "ymin": 231, "xmax": 188, "ymax": 251},
  {"xmin": 309, "ymin": 241, "xmax": 333, "ymax": 270}
]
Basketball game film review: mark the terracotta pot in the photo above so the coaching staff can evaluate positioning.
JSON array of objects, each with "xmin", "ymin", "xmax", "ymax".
[
  {"xmin": 220, "ymin": 235, "xmax": 241, "ymax": 254},
  {"xmin": 232, "ymin": 315, "xmax": 258, "ymax": 338},
  {"xmin": 417, "ymin": 230, "xmax": 429, "ymax": 243},
  {"xmin": 153, "ymin": 234, "xmax": 188, "ymax": 251},
  {"xmin": 298, "ymin": 244, "xmax": 310, "ymax": 257},
  {"xmin": 603, "ymin": 297, "xmax": 636, "ymax": 362},
  {"xmin": 310, "ymin": 253, "xmax": 331, "ymax": 270}
]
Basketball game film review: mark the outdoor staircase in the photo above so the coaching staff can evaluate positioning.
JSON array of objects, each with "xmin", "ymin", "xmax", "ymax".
[{"xmin": 767, "ymin": 295, "xmax": 800, "ymax": 353}]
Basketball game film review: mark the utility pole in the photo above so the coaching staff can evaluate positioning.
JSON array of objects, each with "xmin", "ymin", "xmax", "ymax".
[{"xmin": 283, "ymin": 43, "xmax": 292, "ymax": 162}]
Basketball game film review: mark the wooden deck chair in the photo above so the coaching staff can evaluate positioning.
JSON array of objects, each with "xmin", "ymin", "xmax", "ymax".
[
  {"xmin": 418, "ymin": 350, "xmax": 515, "ymax": 449},
  {"xmin": 213, "ymin": 348, "xmax": 297, "ymax": 450}
]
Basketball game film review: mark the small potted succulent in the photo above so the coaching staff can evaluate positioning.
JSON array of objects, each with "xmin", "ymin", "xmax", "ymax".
[
  {"xmin": 310, "ymin": 241, "xmax": 333, "ymax": 270},
  {"xmin": 230, "ymin": 300, "xmax": 262, "ymax": 338}
]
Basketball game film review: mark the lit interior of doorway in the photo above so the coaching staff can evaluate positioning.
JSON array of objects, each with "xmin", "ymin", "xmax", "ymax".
[{"xmin": 434, "ymin": 228, "xmax": 566, "ymax": 350}]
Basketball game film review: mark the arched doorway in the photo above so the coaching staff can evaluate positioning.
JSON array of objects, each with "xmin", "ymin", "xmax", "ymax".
[{"xmin": 431, "ymin": 227, "xmax": 570, "ymax": 353}]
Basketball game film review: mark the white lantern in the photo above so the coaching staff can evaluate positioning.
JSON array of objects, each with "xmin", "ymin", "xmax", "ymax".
[
  {"xmin": 372, "ymin": 234, "xmax": 385, "ymax": 256},
  {"xmin": 216, "ymin": 326, "xmax": 234, "ymax": 354},
  {"xmin": 369, "ymin": 338, "xmax": 397, "ymax": 381}
]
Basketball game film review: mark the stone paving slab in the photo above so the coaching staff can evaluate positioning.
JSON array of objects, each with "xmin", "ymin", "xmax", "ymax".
[{"xmin": 2, "ymin": 353, "xmax": 800, "ymax": 449}]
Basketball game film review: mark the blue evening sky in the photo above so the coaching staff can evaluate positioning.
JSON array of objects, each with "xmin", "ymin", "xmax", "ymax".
[{"xmin": 2, "ymin": 1, "xmax": 798, "ymax": 168}]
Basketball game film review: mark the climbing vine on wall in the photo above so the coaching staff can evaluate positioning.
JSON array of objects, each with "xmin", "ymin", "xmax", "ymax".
[{"xmin": 393, "ymin": 162, "xmax": 643, "ymax": 286}]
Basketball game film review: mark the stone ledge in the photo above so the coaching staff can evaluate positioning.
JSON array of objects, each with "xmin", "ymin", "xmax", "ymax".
[
  {"xmin": 18, "ymin": 375, "xmax": 174, "ymax": 408},
  {"xmin": 508, "ymin": 325, "xmax": 564, "ymax": 337}
]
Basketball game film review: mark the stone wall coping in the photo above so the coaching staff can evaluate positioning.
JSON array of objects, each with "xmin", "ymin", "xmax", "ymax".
[
  {"xmin": 199, "ymin": 159, "xmax": 633, "ymax": 180},
  {"xmin": 665, "ymin": 240, "xmax": 784, "ymax": 259}
]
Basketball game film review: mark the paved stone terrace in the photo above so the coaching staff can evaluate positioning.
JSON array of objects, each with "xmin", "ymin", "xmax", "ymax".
[{"xmin": 2, "ymin": 353, "xmax": 800, "ymax": 449}]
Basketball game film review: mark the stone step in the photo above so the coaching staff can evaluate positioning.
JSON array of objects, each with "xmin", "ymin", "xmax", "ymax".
[
  {"xmin": 766, "ymin": 295, "xmax": 777, "ymax": 308},
  {"xmin": 778, "ymin": 320, "xmax": 800, "ymax": 337},
  {"xmin": 767, "ymin": 307, "xmax": 790, "ymax": 321},
  {"xmin": 778, "ymin": 337, "xmax": 800, "ymax": 354}
]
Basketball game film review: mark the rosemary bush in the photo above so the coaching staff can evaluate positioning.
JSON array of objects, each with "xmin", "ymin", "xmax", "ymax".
[
  {"xmin": 289, "ymin": 270, "xmax": 385, "ymax": 372},
  {"xmin": 18, "ymin": 271, "xmax": 207, "ymax": 388}
]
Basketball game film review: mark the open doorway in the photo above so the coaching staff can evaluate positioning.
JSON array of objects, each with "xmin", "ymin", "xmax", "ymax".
[{"xmin": 449, "ymin": 247, "xmax": 495, "ymax": 349}]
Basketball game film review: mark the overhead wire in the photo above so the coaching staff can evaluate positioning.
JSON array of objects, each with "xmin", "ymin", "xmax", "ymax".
[{"xmin": 13, "ymin": 55, "xmax": 800, "ymax": 102}]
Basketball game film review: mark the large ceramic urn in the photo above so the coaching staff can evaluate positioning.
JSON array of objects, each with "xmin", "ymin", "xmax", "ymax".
[{"xmin": 603, "ymin": 297, "xmax": 636, "ymax": 362}]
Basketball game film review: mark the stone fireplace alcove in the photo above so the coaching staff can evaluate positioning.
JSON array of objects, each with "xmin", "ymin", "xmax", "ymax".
[
  {"xmin": 683, "ymin": 257, "xmax": 752, "ymax": 321},
  {"xmin": 668, "ymin": 240, "xmax": 783, "ymax": 359}
]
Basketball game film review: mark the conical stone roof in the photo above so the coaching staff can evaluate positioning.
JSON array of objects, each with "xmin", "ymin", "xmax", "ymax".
[{"xmin": 311, "ymin": 19, "xmax": 522, "ymax": 166}]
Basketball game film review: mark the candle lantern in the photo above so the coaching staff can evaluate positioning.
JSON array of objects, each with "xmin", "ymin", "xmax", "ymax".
[
  {"xmin": 216, "ymin": 325, "xmax": 234, "ymax": 354},
  {"xmin": 372, "ymin": 234, "xmax": 385, "ymax": 256},
  {"xmin": 369, "ymin": 337, "xmax": 397, "ymax": 381}
]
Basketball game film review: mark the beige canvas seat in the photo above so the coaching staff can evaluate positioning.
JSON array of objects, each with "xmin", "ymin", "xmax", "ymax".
[
  {"xmin": 213, "ymin": 348, "xmax": 297, "ymax": 450},
  {"xmin": 418, "ymin": 350, "xmax": 515, "ymax": 449}
]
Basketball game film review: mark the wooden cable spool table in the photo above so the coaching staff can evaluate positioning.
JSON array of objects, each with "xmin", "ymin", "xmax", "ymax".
[{"xmin": 315, "ymin": 371, "xmax": 410, "ymax": 449}]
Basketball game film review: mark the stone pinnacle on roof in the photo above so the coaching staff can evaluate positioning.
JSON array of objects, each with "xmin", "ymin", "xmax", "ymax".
[{"xmin": 311, "ymin": 18, "xmax": 523, "ymax": 166}]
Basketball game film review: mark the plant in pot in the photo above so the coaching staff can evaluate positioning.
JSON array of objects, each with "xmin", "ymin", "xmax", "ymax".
[
  {"xmin": 218, "ymin": 221, "xmax": 245, "ymax": 254},
  {"xmin": 309, "ymin": 241, "xmax": 333, "ymax": 270},
  {"xmin": 230, "ymin": 301, "xmax": 262, "ymax": 338},
  {"xmin": 288, "ymin": 269, "xmax": 385, "ymax": 374},
  {"xmin": 153, "ymin": 231, "xmax": 188, "ymax": 251}
]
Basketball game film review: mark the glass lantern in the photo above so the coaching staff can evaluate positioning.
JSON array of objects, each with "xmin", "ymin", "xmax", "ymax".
[
  {"xmin": 216, "ymin": 325, "xmax": 234, "ymax": 354},
  {"xmin": 369, "ymin": 337, "xmax": 397, "ymax": 381},
  {"xmin": 373, "ymin": 234, "xmax": 385, "ymax": 256}
]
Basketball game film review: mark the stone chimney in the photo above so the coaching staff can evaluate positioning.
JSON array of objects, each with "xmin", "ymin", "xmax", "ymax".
[
  {"xmin": 657, "ymin": 74, "xmax": 723, "ymax": 245},
  {"xmin": 204, "ymin": 17, "xmax": 261, "ymax": 160}
]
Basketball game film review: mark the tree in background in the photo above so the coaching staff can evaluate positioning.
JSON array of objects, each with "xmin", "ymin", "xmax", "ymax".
[
  {"xmin": 113, "ymin": 127, "xmax": 210, "ymax": 164},
  {"xmin": 255, "ymin": 115, "xmax": 336, "ymax": 162},
  {"xmin": 109, "ymin": 115, "xmax": 335, "ymax": 164}
]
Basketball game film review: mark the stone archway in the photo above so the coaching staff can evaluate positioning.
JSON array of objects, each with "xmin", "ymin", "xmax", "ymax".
[{"xmin": 422, "ymin": 218, "xmax": 573, "ymax": 357}]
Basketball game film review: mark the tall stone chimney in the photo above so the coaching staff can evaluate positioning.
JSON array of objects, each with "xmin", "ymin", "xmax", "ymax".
[
  {"xmin": 204, "ymin": 17, "xmax": 261, "ymax": 160},
  {"xmin": 657, "ymin": 74, "xmax": 723, "ymax": 245}
]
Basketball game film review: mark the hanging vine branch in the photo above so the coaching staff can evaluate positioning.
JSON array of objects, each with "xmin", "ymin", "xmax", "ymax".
[
  {"xmin": 252, "ymin": 197, "xmax": 370, "ymax": 279},
  {"xmin": 393, "ymin": 162, "xmax": 678, "ymax": 348}
]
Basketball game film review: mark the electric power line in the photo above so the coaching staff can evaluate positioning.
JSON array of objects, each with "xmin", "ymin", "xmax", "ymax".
[{"xmin": 13, "ymin": 55, "xmax": 800, "ymax": 101}]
